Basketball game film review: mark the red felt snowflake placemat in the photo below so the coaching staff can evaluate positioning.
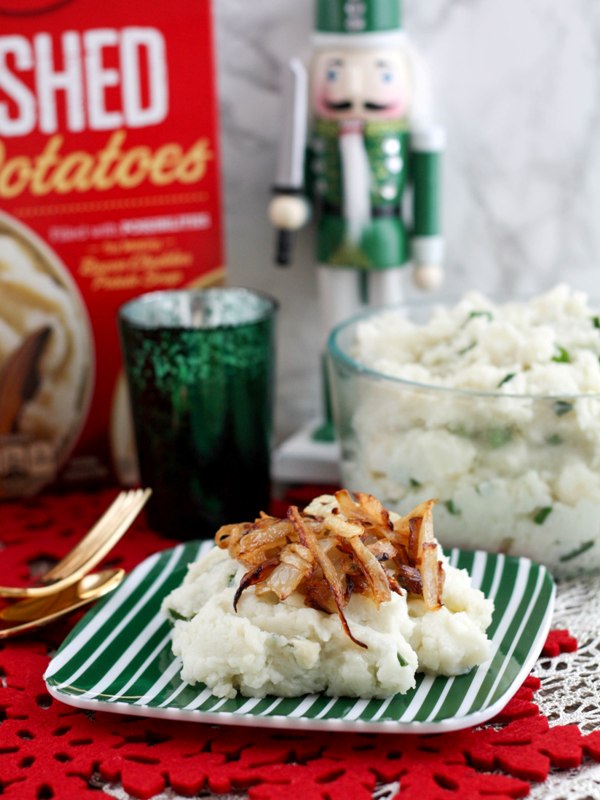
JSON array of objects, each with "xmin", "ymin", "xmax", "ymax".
[{"xmin": 0, "ymin": 488, "xmax": 599, "ymax": 800}]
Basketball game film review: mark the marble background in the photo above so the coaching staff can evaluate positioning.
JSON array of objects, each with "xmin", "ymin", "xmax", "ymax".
[{"xmin": 212, "ymin": 0, "xmax": 600, "ymax": 439}]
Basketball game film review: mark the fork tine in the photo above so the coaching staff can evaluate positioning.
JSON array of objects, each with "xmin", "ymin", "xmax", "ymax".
[
  {"xmin": 41, "ymin": 490, "xmax": 135, "ymax": 583},
  {"xmin": 57, "ymin": 488, "xmax": 152, "ymax": 582}
]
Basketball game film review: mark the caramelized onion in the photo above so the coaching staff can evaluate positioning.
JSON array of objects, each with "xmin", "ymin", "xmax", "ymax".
[
  {"xmin": 219, "ymin": 491, "xmax": 445, "ymax": 649},
  {"xmin": 233, "ymin": 558, "xmax": 279, "ymax": 611},
  {"xmin": 256, "ymin": 543, "xmax": 314, "ymax": 601},
  {"xmin": 289, "ymin": 505, "xmax": 367, "ymax": 649}
]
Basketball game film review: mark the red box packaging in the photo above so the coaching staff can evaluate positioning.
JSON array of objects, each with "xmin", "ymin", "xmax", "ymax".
[{"xmin": 0, "ymin": 0, "xmax": 224, "ymax": 496}]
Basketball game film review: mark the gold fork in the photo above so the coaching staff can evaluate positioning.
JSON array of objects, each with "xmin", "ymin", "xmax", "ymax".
[
  {"xmin": 0, "ymin": 488, "xmax": 151, "ymax": 599},
  {"xmin": 0, "ymin": 568, "xmax": 125, "ymax": 638}
]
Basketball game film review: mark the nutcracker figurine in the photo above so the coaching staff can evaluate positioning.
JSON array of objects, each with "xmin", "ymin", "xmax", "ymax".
[{"xmin": 270, "ymin": 0, "xmax": 444, "ymax": 480}]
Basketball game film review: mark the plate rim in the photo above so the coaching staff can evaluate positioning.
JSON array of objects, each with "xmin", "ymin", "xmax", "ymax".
[{"xmin": 44, "ymin": 544, "xmax": 556, "ymax": 735}]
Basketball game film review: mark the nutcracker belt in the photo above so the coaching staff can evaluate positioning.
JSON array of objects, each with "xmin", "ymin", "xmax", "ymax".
[{"xmin": 321, "ymin": 202, "xmax": 401, "ymax": 219}]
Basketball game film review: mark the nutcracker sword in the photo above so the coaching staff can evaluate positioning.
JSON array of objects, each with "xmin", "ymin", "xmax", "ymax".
[{"xmin": 273, "ymin": 58, "xmax": 308, "ymax": 266}]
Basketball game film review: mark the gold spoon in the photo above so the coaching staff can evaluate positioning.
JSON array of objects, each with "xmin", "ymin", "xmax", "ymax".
[{"xmin": 0, "ymin": 568, "xmax": 125, "ymax": 639}]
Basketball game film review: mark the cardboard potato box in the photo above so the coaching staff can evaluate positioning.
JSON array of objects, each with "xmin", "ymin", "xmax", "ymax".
[{"xmin": 0, "ymin": 0, "xmax": 224, "ymax": 497}]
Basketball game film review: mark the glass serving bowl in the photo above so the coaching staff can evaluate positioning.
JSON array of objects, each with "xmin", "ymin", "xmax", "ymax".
[{"xmin": 327, "ymin": 299, "xmax": 600, "ymax": 579}]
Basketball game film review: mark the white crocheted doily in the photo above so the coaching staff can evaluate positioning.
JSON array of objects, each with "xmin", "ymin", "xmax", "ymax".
[{"xmin": 527, "ymin": 574, "xmax": 600, "ymax": 799}]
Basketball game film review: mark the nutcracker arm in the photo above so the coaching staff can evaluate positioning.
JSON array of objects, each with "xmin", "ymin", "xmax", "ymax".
[
  {"xmin": 268, "ymin": 190, "xmax": 311, "ymax": 265},
  {"xmin": 269, "ymin": 58, "xmax": 310, "ymax": 266},
  {"xmin": 410, "ymin": 124, "xmax": 446, "ymax": 290}
]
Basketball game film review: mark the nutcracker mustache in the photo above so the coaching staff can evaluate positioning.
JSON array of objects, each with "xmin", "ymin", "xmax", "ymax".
[
  {"xmin": 325, "ymin": 100, "xmax": 353, "ymax": 111},
  {"xmin": 325, "ymin": 100, "xmax": 394, "ymax": 113},
  {"xmin": 363, "ymin": 101, "xmax": 393, "ymax": 111}
]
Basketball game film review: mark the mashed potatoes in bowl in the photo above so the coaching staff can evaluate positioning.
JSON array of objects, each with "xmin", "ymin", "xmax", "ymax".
[
  {"xmin": 163, "ymin": 492, "xmax": 493, "ymax": 699},
  {"xmin": 327, "ymin": 285, "xmax": 600, "ymax": 579}
]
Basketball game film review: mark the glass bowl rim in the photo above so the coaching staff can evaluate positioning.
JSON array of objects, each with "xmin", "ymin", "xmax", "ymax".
[{"xmin": 326, "ymin": 298, "xmax": 600, "ymax": 402}]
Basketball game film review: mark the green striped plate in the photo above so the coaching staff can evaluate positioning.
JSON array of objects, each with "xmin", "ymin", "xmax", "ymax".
[{"xmin": 44, "ymin": 543, "xmax": 555, "ymax": 734}]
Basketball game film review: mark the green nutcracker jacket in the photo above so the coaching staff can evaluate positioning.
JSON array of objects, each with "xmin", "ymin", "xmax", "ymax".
[{"xmin": 309, "ymin": 117, "xmax": 440, "ymax": 270}]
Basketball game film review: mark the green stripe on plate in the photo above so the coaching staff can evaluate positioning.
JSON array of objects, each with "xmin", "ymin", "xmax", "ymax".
[
  {"xmin": 50, "ymin": 545, "xmax": 196, "ymax": 695},
  {"xmin": 467, "ymin": 559, "xmax": 539, "ymax": 713}
]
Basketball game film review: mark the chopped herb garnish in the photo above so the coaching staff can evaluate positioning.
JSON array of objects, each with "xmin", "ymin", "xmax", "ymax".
[
  {"xmin": 167, "ymin": 608, "xmax": 190, "ymax": 622},
  {"xmin": 546, "ymin": 434, "xmax": 563, "ymax": 446},
  {"xmin": 487, "ymin": 427, "xmax": 513, "ymax": 448},
  {"xmin": 467, "ymin": 310, "xmax": 494, "ymax": 322},
  {"xmin": 445, "ymin": 500, "xmax": 461, "ymax": 515},
  {"xmin": 552, "ymin": 346, "xmax": 571, "ymax": 363},
  {"xmin": 497, "ymin": 373, "xmax": 516, "ymax": 388},
  {"xmin": 397, "ymin": 653, "xmax": 408, "ymax": 667},
  {"xmin": 554, "ymin": 400, "xmax": 573, "ymax": 416},
  {"xmin": 448, "ymin": 424, "xmax": 471, "ymax": 438},
  {"xmin": 458, "ymin": 341, "xmax": 477, "ymax": 356},
  {"xmin": 559, "ymin": 540, "xmax": 595, "ymax": 562},
  {"xmin": 227, "ymin": 573, "xmax": 237, "ymax": 586},
  {"xmin": 409, "ymin": 478, "xmax": 422, "ymax": 488},
  {"xmin": 533, "ymin": 506, "xmax": 553, "ymax": 525},
  {"xmin": 592, "ymin": 316, "xmax": 600, "ymax": 329}
]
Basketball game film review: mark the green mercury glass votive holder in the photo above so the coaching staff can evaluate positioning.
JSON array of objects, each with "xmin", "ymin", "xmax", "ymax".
[{"xmin": 118, "ymin": 287, "xmax": 277, "ymax": 539}]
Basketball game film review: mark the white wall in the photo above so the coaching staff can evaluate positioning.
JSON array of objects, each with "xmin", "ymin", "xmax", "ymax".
[{"xmin": 213, "ymin": 0, "xmax": 600, "ymax": 439}]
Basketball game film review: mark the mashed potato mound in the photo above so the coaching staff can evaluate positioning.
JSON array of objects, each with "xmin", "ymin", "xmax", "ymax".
[
  {"xmin": 408, "ymin": 556, "xmax": 493, "ymax": 675},
  {"xmin": 163, "ymin": 542, "xmax": 493, "ymax": 700}
]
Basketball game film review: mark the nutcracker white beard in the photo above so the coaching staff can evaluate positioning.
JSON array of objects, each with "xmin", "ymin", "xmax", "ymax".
[{"xmin": 339, "ymin": 123, "xmax": 370, "ymax": 244}]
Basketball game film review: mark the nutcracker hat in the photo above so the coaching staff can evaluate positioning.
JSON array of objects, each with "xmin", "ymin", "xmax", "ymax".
[
  {"xmin": 316, "ymin": 0, "xmax": 401, "ymax": 35},
  {"xmin": 312, "ymin": 0, "xmax": 433, "ymax": 124},
  {"xmin": 314, "ymin": 0, "xmax": 404, "ymax": 48}
]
